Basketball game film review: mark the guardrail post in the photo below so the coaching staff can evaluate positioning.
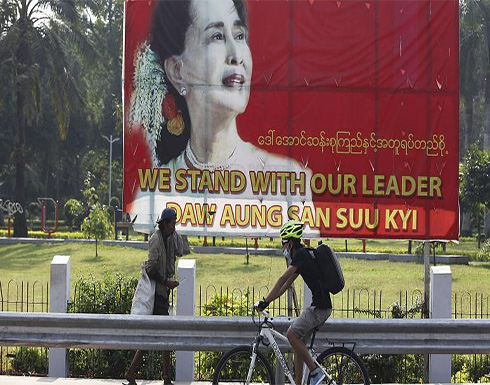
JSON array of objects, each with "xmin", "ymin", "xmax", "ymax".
[
  {"xmin": 49, "ymin": 255, "xmax": 70, "ymax": 378},
  {"xmin": 176, "ymin": 259, "xmax": 196, "ymax": 382},
  {"xmin": 429, "ymin": 265, "xmax": 452, "ymax": 383}
]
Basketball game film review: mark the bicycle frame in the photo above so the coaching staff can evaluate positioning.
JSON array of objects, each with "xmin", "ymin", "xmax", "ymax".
[
  {"xmin": 251, "ymin": 313, "xmax": 331, "ymax": 385},
  {"xmin": 259, "ymin": 326, "xmax": 296, "ymax": 383}
]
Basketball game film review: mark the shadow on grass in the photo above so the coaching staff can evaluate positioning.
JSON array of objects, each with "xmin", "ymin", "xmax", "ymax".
[
  {"xmin": 234, "ymin": 264, "xmax": 263, "ymax": 273},
  {"xmin": 467, "ymin": 262, "xmax": 490, "ymax": 270},
  {"xmin": 80, "ymin": 254, "xmax": 107, "ymax": 263}
]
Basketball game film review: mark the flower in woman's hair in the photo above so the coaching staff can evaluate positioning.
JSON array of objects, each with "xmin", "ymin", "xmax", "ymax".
[
  {"xmin": 162, "ymin": 94, "xmax": 184, "ymax": 136},
  {"xmin": 167, "ymin": 114, "xmax": 184, "ymax": 136},
  {"xmin": 162, "ymin": 94, "xmax": 178, "ymax": 120}
]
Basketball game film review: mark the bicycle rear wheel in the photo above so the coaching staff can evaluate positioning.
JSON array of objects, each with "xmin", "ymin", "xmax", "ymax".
[
  {"xmin": 213, "ymin": 345, "xmax": 275, "ymax": 384},
  {"xmin": 314, "ymin": 346, "xmax": 370, "ymax": 385}
]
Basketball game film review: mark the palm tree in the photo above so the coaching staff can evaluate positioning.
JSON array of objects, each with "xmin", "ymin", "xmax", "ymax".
[
  {"xmin": 460, "ymin": 0, "xmax": 487, "ymax": 156},
  {"xmin": 0, "ymin": 0, "xmax": 96, "ymax": 237}
]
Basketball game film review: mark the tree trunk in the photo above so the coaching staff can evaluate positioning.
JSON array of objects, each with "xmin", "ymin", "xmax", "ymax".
[
  {"xmin": 484, "ymin": 87, "xmax": 490, "ymax": 236},
  {"xmin": 460, "ymin": 211, "xmax": 472, "ymax": 237},
  {"xmin": 463, "ymin": 97, "xmax": 474, "ymax": 157},
  {"xmin": 478, "ymin": 213, "xmax": 482, "ymax": 249},
  {"xmin": 12, "ymin": 9, "xmax": 29, "ymax": 237},
  {"xmin": 480, "ymin": 3, "xmax": 490, "ymax": 236},
  {"xmin": 13, "ymin": 137, "xmax": 28, "ymax": 237},
  {"xmin": 484, "ymin": 65, "xmax": 490, "ymax": 235},
  {"xmin": 13, "ymin": 16, "xmax": 29, "ymax": 238}
]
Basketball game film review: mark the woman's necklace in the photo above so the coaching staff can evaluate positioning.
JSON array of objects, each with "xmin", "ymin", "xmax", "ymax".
[{"xmin": 185, "ymin": 141, "xmax": 237, "ymax": 171}]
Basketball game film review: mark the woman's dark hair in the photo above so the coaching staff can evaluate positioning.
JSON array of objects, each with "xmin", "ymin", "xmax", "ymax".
[{"xmin": 150, "ymin": 0, "xmax": 248, "ymax": 164}]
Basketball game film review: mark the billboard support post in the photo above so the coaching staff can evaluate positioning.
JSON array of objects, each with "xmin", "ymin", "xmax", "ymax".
[{"xmin": 423, "ymin": 241, "xmax": 431, "ymax": 382}]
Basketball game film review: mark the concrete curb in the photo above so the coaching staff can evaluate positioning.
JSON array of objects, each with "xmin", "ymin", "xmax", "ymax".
[
  {"xmin": 191, "ymin": 246, "xmax": 469, "ymax": 264},
  {"xmin": 0, "ymin": 237, "xmax": 469, "ymax": 264}
]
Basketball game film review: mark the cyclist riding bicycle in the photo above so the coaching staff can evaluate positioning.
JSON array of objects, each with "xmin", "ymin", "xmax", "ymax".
[{"xmin": 256, "ymin": 220, "xmax": 332, "ymax": 385}]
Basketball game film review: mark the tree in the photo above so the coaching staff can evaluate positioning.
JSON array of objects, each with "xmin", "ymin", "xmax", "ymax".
[
  {"xmin": 63, "ymin": 198, "xmax": 85, "ymax": 230},
  {"xmin": 80, "ymin": 172, "xmax": 112, "ymax": 257},
  {"xmin": 81, "ymin": 204, "xmax": 112, "ymax": 257},
  {"xmin": 460, "ymin": 0, "xmax": 487, "ymax": 156},
  {"xmin": 0, "ymin": 0, "xmax": 96, "ymax": 237},
  {"xmin": 460, "ymin": 145, "xmax": 490, "ymax": 243},
  {"xmin": 80, "ymin": 149, "xmax": 123, "ymax": 209}
]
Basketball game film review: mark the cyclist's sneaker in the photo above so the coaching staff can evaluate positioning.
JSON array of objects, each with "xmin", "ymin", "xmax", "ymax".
[{"xmin": 310, "ymin": 367, "xmax": 325, "ymax": 385}]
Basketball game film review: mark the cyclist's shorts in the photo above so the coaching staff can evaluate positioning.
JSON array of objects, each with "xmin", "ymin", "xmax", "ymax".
[{"xmin": 289, "ymin": 306, "xmax": 332, "ymax": 342}]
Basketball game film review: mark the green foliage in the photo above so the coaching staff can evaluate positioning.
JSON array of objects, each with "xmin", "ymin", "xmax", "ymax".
[
  {"xmin": 478, "ymin": 239, "xmax": 490, "ymax": 261},
  {"xmin": 354, "ymin": 299, "xmax": 424, "ymax": 320},
  {"xmin": 82, "ymin": 172, "xmax": 99, "ymax": 208},
  {"xmin": 80, "ymin": 149, "xmax": 123, "ymax": 207},
  {"xmin": 11, "ymin": 347, "xmax": 48, "ymax": 375},
  {"xmin": 26, "ymin": 202, "xmax": 40, "ymax": 221},
  {"xmin": 69, "ymin": 270, "xmax": 137, "ymax": 314},
  {"xmin": 362, "ymin": 353, "xmax": 423, "ymax": 384},
  {"xmin": 203, "ymin": 290, "xmax": 251, "ymax": 316},
  {"xmin": 389, "ymin": 300, "xmax": 424, "ymax": 319},
  {"xmin": 459, "ymin": 0, "xmax": 487, "ymax": 156},
  {"xmin": 64, "ymin": 199, "xmax": 85, "ymax": 230},
  {"xmin": 452, "ymin": 355, "xmax": 490, "ymax": 383},
  {"xmin": 460, "ymin": 146, "xmax": 490, "ymax": 238},
  {"xmin": 414, "ymin": 241, "xmax": 445, "ymax": 256},
  {"xmin": 110, "ymin": 196, "xmax": 121, "ymax": 208},
  {"xmin": 0, "ymin": 229, "xmax": 85, "ymax": 239},
  {"xmin": 81, "ymin": 206, "xmax": 112, "ymax": 256},
  {"xmin": 0, "ymin": 0, "xmax": 97, "ymax": 237},
  {"xmin": 81, "ymin": 172, "xmax": 113, "ymax": 256}
]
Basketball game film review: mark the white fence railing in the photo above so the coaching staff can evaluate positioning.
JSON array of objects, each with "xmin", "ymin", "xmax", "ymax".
[{"xmin": 1, "ymin": 312, "xmax": 490, "ymax": 354}]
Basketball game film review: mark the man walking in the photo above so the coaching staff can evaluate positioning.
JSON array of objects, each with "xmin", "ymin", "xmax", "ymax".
[{"xmin": 125, "ymin": 207, "xmax": 183, "ymax": 385}]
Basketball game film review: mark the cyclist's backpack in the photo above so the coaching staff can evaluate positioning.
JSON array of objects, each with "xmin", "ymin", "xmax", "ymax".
[{"xmin": 307, "ymin": 243, "xmax": 345, "ymax": 294}]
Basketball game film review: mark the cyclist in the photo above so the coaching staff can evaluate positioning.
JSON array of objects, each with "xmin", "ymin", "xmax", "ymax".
[{"xmin": 256, "ymin": 220, "xmax": 332, "ymax": 385}]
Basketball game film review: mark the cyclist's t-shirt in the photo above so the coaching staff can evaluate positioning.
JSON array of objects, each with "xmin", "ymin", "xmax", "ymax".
[{"xmin": 291, "ymin": 247, "xmax": 332, "ymax": 309}]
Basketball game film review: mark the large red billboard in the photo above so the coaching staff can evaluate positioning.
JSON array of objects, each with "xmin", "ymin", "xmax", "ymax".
[{"xmin": 123, "ymin": 0, "xmax": 459, "ymax": 240}]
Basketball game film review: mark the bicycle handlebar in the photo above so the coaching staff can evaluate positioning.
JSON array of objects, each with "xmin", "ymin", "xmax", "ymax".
[
  {"xmin": 255, "ymin": 308, "xmax": 269, "ymax": 318},
  {"xmin": 252, "ymin": 306, "xmax": 272, "ymax": 330}
]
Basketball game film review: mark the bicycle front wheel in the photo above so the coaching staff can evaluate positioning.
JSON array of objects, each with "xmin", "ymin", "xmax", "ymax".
[
  {"xmin": 213, "ymin": 345, "xmax": 275, "ymax": 384},
  {"xmin": 314, "ymin": 346, "xmax": 370, "ymax": 385}
]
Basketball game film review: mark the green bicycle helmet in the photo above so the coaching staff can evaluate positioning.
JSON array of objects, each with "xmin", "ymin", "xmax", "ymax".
[{"xmin": 280, "ymin": 220, "xmax": 304, "ymax": 240}]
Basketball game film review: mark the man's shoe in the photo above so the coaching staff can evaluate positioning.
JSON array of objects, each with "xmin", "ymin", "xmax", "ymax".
[{"xmin": 310, "ymin": 368, "xmax": 325, "ymax": 385}]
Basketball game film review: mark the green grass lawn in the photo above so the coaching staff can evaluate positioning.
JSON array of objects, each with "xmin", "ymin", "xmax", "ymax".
[{"xmin": 1, "ymin": 242, "xmax": 489, "ymax": 315}]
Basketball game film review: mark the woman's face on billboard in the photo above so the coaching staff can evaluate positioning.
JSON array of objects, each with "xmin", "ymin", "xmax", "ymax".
[{"xmin": 181, "ymin": 0, "xmax": 252, "ymax": 114}]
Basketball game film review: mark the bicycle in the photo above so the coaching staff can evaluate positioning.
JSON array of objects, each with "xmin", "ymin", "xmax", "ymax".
[{"xmin": 212, "ymin": 309, "xmax": 370, "ymax": 385}]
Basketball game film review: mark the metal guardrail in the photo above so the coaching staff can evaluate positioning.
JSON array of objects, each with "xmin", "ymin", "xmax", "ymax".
[{"xmin": 0, "ymin": 312, "xmax": 490, "ymax": 354}]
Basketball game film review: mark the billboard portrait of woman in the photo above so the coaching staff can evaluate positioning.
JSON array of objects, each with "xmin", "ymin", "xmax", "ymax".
[
  {"xmin": 124, "ymin": 0, "xmax": 459, "ymax": 240},
  {"xmin": 126, "ymin": 0, "xmax": 314, "ymax": 235}
]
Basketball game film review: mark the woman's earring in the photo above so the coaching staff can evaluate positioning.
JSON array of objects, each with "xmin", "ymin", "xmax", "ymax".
[
  {"xmin": 180, "ymin": 86, "xmax": 187, "ymax": 96},
  {"xmin": 162, "ymin": 94, "xmax": 184, "ymax": 136}
]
